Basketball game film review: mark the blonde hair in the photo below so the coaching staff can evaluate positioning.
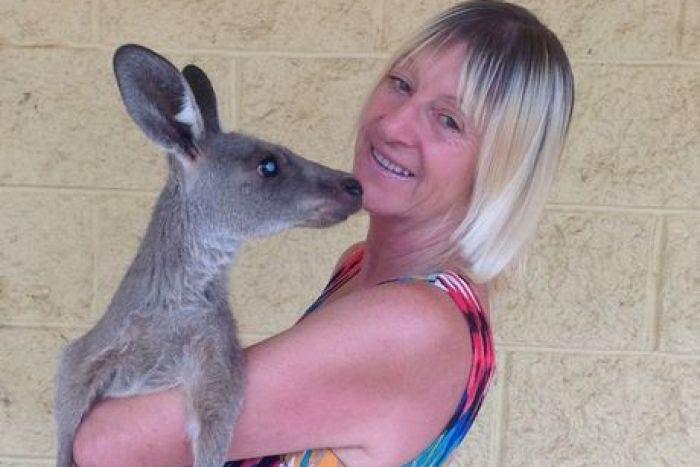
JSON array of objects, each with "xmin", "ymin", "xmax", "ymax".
[{"xmin": 390, "ymin": 0, "xmax": 575, "ymax": 283}]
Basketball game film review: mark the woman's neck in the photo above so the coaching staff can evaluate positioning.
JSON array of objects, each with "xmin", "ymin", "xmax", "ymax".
[{"xmin": 355, "ymin": 213, "xmax": 459, "ymax": 286}]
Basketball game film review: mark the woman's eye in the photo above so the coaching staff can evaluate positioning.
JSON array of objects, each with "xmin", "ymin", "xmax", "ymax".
[
  {"xmin": 257, "ymin": 158, "xmax": 278, "ymax": 178},
  {"xmin": 389, "ymin": 75, "xmax": 411, "ymax": 93},
  {"xmin": 440, "ymin": 114, "xmax": 461, "ymax": 132}
]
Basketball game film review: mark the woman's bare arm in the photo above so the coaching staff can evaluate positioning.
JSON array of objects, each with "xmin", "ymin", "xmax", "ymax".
[{"xmin": 73, "ymin": 281, "xmax": 470, "ymax": 466}]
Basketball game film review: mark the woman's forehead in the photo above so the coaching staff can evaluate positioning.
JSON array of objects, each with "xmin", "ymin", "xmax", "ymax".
[
  {"xmin": 394, "ymin": 40, "xmax": 469, "ymax": 73},
  {"xmin": 393, "ymin": 42, "xmax": 471, "ymax": 106}
]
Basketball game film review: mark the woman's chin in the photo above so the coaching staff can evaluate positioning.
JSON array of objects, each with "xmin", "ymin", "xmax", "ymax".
[
  {"xmin": 355, "ymin": 161, "xmax": 414, "ymax": 216},
  {"xmin": 361, "ymin": 191, "xmax": 407, "ymax": 218}
]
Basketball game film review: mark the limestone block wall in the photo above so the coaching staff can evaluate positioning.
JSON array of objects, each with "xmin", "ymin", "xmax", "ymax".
[{"xmin": 0, "ymin": 1, "xmax": 697, "ymax": 465}]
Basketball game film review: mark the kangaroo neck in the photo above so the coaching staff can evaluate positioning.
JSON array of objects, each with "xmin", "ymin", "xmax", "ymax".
[{"xmin": 125, "ymin": 179, "xmax": 240, "ymax": 309}]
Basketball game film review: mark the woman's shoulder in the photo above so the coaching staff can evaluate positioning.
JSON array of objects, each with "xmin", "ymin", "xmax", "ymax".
[
  {"xmin": 313, "ymin": 276, "xmax": 463, "ymax": 339},
  {"xmin": 303, "ymin": 279, "xmax": 473, "ymax": 462},
  {"xmin": 362, "ymin": 278, "xmax": 470, "ymax": 334},
  {"xmin": 321, "ymin": 278, "xmax": 474, "ymax": 400},
  {"xmin": 242, "ymin": 279, "xmax": 472, "ymax": 464}
]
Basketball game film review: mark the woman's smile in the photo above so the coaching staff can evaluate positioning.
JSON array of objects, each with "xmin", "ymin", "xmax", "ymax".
[{"xmin": 369, "ymin": 145, "xmax": 416, "ymax": 180}]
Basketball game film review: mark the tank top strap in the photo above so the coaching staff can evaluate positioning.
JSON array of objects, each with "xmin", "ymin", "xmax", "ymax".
[
  {"xmin": 428, "ymin": 271, "xmax": 494, "ymax": 411},
  {"xmin": 324, "ymin": 245, "xmax": 364, "ymax": 295},
  {"xmin": 299, "ymin": 245, "xmax": 364, "ymax": 320},
  {"xmin": 381, "ymin": 271, "xmax": 485, "ymax": 316}
]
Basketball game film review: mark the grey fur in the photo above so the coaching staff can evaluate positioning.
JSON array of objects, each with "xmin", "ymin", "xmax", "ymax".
[{"xmin": 54, "ymin": 44, "xmax": 362, "ymax": 467}]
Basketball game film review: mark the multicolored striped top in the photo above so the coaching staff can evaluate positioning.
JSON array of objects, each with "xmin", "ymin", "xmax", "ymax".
[{"xmin": 228, "ymin": 245, "xmax": 496, "ymax": 467}]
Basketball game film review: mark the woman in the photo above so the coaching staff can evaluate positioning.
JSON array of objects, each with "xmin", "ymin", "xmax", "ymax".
[{"xmin": 73, "ymin": 1, "xmax": 574, "ymax": 465}]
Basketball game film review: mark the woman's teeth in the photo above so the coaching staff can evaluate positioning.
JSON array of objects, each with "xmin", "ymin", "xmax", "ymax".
[{"xmin": 371, "ymin": 149, "xmax": 415, "ymax": 178}]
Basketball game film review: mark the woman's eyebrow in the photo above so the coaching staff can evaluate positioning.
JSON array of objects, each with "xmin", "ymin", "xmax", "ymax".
[
  {"xmin": 437, "ymin": 95, "xmax": 467, "ymax": 115},
  {"xmin": 438, "ymin": 94, "xmax": 459, "ymax": 104},
  {"xmin": 393, "ymin": 55, "xmax": 421, "ymax": 74}
]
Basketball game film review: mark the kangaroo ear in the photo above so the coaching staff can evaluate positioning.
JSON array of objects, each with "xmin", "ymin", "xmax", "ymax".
[
  {"xmin": 113, "ymin": 44, "xmax": 205, "ymax": 161},
  {"xmin": 182, "ymin": 64, "xmax": 221, "ymax": 134}
]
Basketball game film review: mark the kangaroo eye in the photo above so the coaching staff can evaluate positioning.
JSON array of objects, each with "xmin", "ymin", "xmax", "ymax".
[{"xmin": 257, "ymin": 158, "xmax": 278, "ymax": 178}]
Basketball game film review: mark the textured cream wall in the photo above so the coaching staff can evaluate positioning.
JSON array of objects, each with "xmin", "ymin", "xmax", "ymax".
[{"xmin": 1, "ymin": 1, "xmax": 698, "ymax": 465}]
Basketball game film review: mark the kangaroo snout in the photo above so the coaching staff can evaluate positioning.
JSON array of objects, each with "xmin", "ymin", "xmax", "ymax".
[
  {"xmin": 342, "ymin": 177, "xmax": 363, "ymax": 199},
  {"xmin": 296, "ymin": 173, "xmax": 363, "ymax": 229}
]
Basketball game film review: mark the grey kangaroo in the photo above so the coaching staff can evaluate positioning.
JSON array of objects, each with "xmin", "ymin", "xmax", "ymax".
[{"xmin": 54, "ymin": 44, "xmax": 362, "ymax": 467}]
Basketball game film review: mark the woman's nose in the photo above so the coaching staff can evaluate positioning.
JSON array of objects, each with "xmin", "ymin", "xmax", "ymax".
[{"xmin": 377, "ymin": 100, "xmax": 420, "ymax": 147}]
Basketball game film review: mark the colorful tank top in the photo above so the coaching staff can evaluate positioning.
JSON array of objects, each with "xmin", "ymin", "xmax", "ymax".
[{"xmin": 227, "ymin": 246, "xmax": 496, "ymax": 467}]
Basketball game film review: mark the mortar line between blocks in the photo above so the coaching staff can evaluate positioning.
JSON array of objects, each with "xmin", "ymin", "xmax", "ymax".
[
  {"xmin": 545, "ymin": 203, "xmax": 698, "ymax": 215},
  {"xmin": 90, "ymin": 199, "xmax": 99, "ymax": 319},
  {"xmin": 0, "ymin": 184, "xmax": 158, "ymax": 196},
  {"xmin": 0, "ymin": 41, "xmax": 99, "ymax": 50},
  {"xmin": 570, "ymin": 58, "xmax": 699, "ymax": 66},
  {"xmin": 232, "ymin": 58, "xmax": 242, "ymax": 130},
  {"xmin": 489, "ymin": 350, "xmax": 508, "ymax": 467},
  {"xmin": 651, "ymin": 217, "xmax": 668, "ymax": 351},
  {"xmin": 90, "ymin": 0, "xmax": 99, "ymax": 45},
  {"xmin": 495, "ymin": 345, "xmax": 700, "ymax": 360},
  {"xmin": 0, "ymin": 455, "xmax": 53, "ymax": 463},
  {"xmin": 376, "ymin": 0, "xmax": 385, "ymax": 53},
  {"xmin": 4, "ymin": 41, "xmax": 699, "ymax": 66},
  {"xmin": 0, "ymin": 322, "xmax": 91, "ymax": 331},
  {"xmin": 108, "ymin": 47, "xmax": 390, "ymax": 60},
  {"xmin": 30, "ymin": 43, "xmax": 390, "ymax": 60},
  {"xmin": 5, "ymin": 42, "xmax": 700, "ymax": 65},
  {"xmin": 676, "ymin": 0, "xmax": 687, "ymax": 57}
]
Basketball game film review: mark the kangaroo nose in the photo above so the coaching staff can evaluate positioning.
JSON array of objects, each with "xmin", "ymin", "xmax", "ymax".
[{"xmin": 341, "ymin": 177, "xmax": 363, "ymax": 198}]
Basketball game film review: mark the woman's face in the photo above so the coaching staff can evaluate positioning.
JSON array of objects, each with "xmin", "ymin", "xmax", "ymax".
[{"xmin": 353, "ymin": 42, "xmax": 480, "ymax": 226}]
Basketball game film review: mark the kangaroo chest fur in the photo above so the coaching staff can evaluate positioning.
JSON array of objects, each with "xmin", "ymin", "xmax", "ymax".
[{"xmin": 100, "ymin": 300, "xmax": 236, "ymax": 399}]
